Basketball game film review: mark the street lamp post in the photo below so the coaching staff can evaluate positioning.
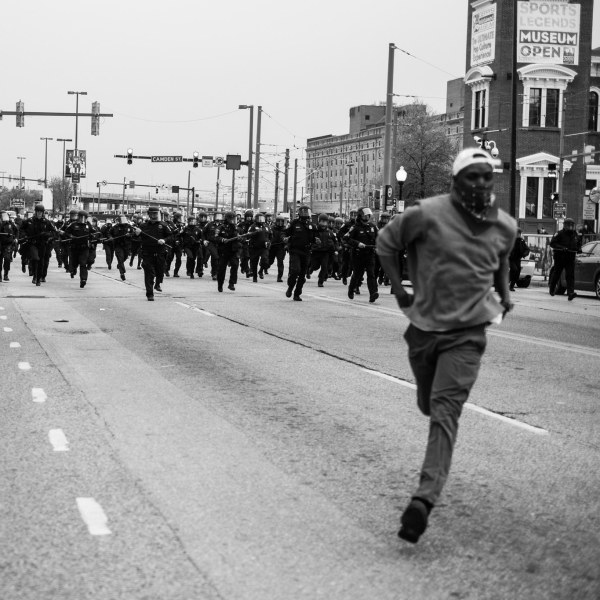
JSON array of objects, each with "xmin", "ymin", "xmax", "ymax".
[
  {"xmin": 40, "ymin": 137, "xmax": 53, "ymax": 188},
  {"xmin": 395, "ymin": 166, "xmax": 407, "ymax": 212},
  {"xmin": 56, "ymin": 138, "xmax": 73, "ymax": 180},
  {"xmin": 253, "ymin": 106, "xmax": 262, "ymax": 210},
  {"xmin": 238, "ymin": 105, "xmax": 254, "ymax": 209},
  {"xmin": 68, "ymin": 91, "xmax": 87, "ymax": 198},
  {"xmin": 17, "ymin": 156, "xmax": 26, "ymax": 190}
]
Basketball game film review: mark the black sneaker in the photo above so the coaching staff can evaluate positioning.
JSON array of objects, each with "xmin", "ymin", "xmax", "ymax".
[
  {"xmin": 147, "ymin": 296, "xmax": 154, "ymax": 301},
  {"xmin": 318, "ymin": 282, "xmax": 324, "ymax": 287},
  {"xmin": 154, "ymin": 283, "xmax": 162, "ymax": 292},
  {"xmin": 348, "ymin": 288, "xmax": 354, "ymax": 299},
  {"xmin": 398, "ymin": 499, "xmax": 430, "ymax": 544},
  {"xmin": 228, "ymin": 283, "xmax": 235, "ymax": 291},
  {"xmin": 3, "ymin": 274, "xmax": 8, "ymax": 281},
  {"xmin": 173, "ymin": 273, "xmax": 180, "ymax": 278},
  {"xmin": 120, "ymin": 273, "xmax": 126, "ymax": 281},
  {"xmin": 80, "ymin": 280, "xmax": 86, "ymax": 288},
  {"xmin": 218, "ymin": 284, "xmax": 223, "ymax": 292},
  {"xmin": 277, "ymin": 277, "xmax": 283, "ymax": 282},
  {"xmin": 369, "ymin": 292, "xmax": 379, "ymax": 303},
  {"xmin": 293, "ymin": 295, "xmax": 302, "ymax": 301},
  {"xmin": 286, "ymin": 286, "xmax": 293, "ymax": 298},
  {"xmin": 568, "ymin": 292, "xmax": 577, "ymax": 301}
]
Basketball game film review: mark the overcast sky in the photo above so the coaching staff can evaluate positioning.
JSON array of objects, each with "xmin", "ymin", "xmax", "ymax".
[{"xmin": 2, "ymin": 0, "xmax": 599, "ymax": 207}]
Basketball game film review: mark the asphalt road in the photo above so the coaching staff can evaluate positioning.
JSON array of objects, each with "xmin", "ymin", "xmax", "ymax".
[{"xmin": 1, "ymin": 251, "xmax": 599, "ymax": 600}]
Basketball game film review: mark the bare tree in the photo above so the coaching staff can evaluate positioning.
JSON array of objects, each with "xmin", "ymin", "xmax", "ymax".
[
  {"xmin": 393, "ymin": 103, "xmax": 456, "ymax": 202},
  {"xmin": 49, "ymin": 177, "xmax": 73, "ymax": 214}
]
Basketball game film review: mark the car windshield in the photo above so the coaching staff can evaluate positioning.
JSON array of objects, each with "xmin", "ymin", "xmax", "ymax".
[{"xmin": 580, "ymin": 243, "xmax": 597, "ymax": 255}]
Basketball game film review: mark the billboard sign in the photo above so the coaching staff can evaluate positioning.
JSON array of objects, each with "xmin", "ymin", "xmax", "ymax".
[
  {"xmin": 65, "ymin": 149, "xmax": 87, "ymax": 178},
  {"xmin": 471, "ymin": 3, "xmax": 496, "ymax": 67},
  {"xmin": 517, "ymin": 1, "xmax": 581, "ymax": 65}
]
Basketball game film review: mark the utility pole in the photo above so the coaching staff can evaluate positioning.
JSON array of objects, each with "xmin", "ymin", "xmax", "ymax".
[
  {"xmin": 273, "ymin": 163, "xmax": 280, "ymax": 215},
  {"xmin": 382, "ymin": 43, "xmax": 395, "ymax": 211},
  {"xmin": 215, "ymin": 165, "xmax": 221, "ymax": 211},
  {"xmin": 231, "ymin": 169, "xmax": 235, "ymax": 210},
  {"xmin": 283, "ymin": 148, "xmax": 290, "ymax": 214},
  {"xmin": 122, "ymin": 177, "xmax": 127, "ymax": 213},
  {"xmin": 292, "ymin": 158, "xmax": 298, "ymax": 217},
  {"xmin": 40, "ymin": 137, "xmax": 53, "ymax": 188},
  {"xmin": 253, "ymin": 106, "xmax": 262, "ymax": 209},
  {"xmin": 238, "ymin": 105, "xmax": 254, "ymax": 209},
  {"xmin": 17, "ymin": 156, "xmax": 26, "ymax": 190},
  {"xmin": 510, "ymin": 2, "xmax": 518, "ymax": 218},
  {"xmin": 187, "ymin": 170, "xmax": 191, "ymax": 215},
  {"xmin": 558, "ymin": 94, "xmax": 567, "ymax": 209}
]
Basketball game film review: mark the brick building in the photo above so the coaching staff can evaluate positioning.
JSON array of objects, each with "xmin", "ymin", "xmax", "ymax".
[
  {"xmin": 465, "ymin": 0, "xmax": 599, "ymax": 233},
  {"xmin": 305, "ymin": 104, "xmax": 424, "ymax": 216}
]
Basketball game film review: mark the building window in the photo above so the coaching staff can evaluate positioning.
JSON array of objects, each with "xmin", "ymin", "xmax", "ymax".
[
  {"xmin": 474, "ymin": 89, "xmax": 486, "ymax": 129},
  {"xmin": 546, "ymin": 89, "xmax": 560, "ymax": 127},
  {"xmin": 589, "ymin": 91, "xmax": 599, "ymax": 131},
  {"xmin": 529, "ymin": 88, "xmax": 542, "ymax": 126},
  {"xmin": 542, "ymin": 178, "xmax": 554, "ymax": 218},
  {"xmin": 525, "ymin": 177, "xmax": 539, "ymax": 217}
]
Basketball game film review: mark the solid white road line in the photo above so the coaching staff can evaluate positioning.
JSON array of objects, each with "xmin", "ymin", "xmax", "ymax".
[
  {"xmin": 76, "ymin": 498, "xmax": 111, "ymax": 536},
  {"xmin": 175, "ymin": 301, "xmax": 214, "ymax": 317},
  {"xmin": 18, "ymin": 362, "xmax": 31, "ymax": 371},
  {"xmin": 361, "ymin": 368, "xmax": 549, "ymax": 435},
  {"xmin": 3, "ymin": 327, "xmax": 13, "ymax": 332},
  {"xmin": 32, "ymin": 388, "xmax": 47, "ymax": 403},
  {"xmin": 10, "ymin": 342, "xmax": 21, "ymax": 348},
  {"xmin": 48, "ymin": 429, "xmax": 70, "ymax": 451}
]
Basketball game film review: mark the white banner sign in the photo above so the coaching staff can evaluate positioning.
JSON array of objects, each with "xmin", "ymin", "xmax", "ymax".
[
  {"xmin": 517, "ymin": 1, "xmax": 581, "ymax": 65},
  {"xmin": 471, "ymin": 3, "xmax": 497, "ymax": 67}
]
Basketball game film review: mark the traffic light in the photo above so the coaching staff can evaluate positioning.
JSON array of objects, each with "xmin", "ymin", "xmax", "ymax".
[
  {"xmin": 155, "ymin": 187, "xmax": 159, "ymax": 194},
  {"xmin": 91, "ymin": 102, "xmax": 100, "ymax": 136},
  {"xmin": 16, "ymin": 100, "xmax": 24, "ymax": 127},
  {"xmin": 127, "ymin": 148, "xmax": 133, "ymax": 165},
  {"xmin": 193, "ymin": 151, "xmax": 199, "ymax": 168}
]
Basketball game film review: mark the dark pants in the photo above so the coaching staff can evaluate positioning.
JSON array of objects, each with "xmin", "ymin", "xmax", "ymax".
[
  {"xmin": 70, "ymin": 246, "xmax": 90, "ymax": 282},
  {"xmin": 184, "ymin": 247, "xmax": 197, "ymax": 275},
  {"xmin": 104, "ymin": 244, "xmax": 114, "ymax": 267},
  {"xmin": 217, "ymin": 252, "xmax": 239, "ymax": 287},
  {"xmin": 205, "ymin": 243, "xmax": 219, "ymax": 277},
  {"xmin": 404, "ymin": 323, "xmax": 487, "ymax": 506},
  {"xmin": 287, "ymin": 252, "xmax": 310, "ymax": 296},
  {"xmin": 114, "ymin": 246, "xmax": 129, "ymax": 274},
  {"xmin": 268, "ymin": 245, "xmax": 286, "ymax": 279},
  {"xmin": 0, "ymin": 245, "xmax": 12, "ymax": 276},
  {"xmin": 549, "ymin": 251, "xmax": 575, "ymax": 295},
  {"xmin": 349, "ymin": 251, "xmax": 378, "ymax": 295},
  {"xmin": 249, "ymin": 246, "xmax": 269, "ymax": 279},
  {"xmin": 29, "ymin": 244, "xmax": 49, "ymax": 283},
  {"xmin": 509, "ymin": 260, "xmax": 521, "ymax": 288},
  {"xmin": 142, "ymin": 251, "xmax": 166, "ymax": 297},
  {"xmin": 310, "ymin": 252, "xmax": 330, "ymax": 284}
]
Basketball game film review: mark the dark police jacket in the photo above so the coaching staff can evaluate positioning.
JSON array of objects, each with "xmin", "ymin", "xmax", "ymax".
[
  {"xmin": 344, "ymin": 221, "xmax": 378, "ymax": 252},
  {"xmin": 284, "ymin": 218, "xmax": 318, "ymax": 256},
  {"xmin": 215, "ymin": 222, "xmax": 241, "ymax": 253},
  {"xmin": 136, "ymin": 221, "xmax": 171, "ymax": 253},
  {"xmin": 550, "ymin": 229, "xmax": 581, "ymax": 254},
  {"xmin": 20, "ymin": 217, "xmax": 57, "ymax": 248}
]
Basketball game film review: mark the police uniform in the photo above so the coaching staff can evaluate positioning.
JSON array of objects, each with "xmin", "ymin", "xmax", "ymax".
[
  {"xmin": 135, "ymin": 209, "xmax": 170, "ymax": 300},
  {"xmin": 284, "ymin": 209, "xmax": 318, "ymax": 301}
]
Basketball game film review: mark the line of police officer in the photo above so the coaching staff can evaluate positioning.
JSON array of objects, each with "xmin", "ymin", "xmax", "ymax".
[{"xmin": 0, "ymin": 203, "xmax": 392, "ymax": 302}]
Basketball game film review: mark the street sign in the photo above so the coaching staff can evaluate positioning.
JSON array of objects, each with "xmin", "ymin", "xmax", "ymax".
[
  {"xmin": 202, "ymin": 156, "xmax": 214, "ymax": 167},
  {"xmin": 151, "ymin": 156, "xmax": 182, "ymax": 163},
  {"xmin": 72, "ymin": 173, "xmax": 80, "ymax": 183},
  {"xmin": 71, "ymin": 196, "xmax": 80, "ymax": 205},
  {"xmin": 129, "ymin": 180, "xmax": 135, "ymax": 189},
  {"xmin": 11, "ymin": 198, "xmax": 24, "ymax": 207},
  {"xmin": 553, "ymin": 202, "xmax": 567, "ymax": 219},
  {"xmin": 215, "ymin": 156, "xmax": 224, "ymax": 167}
]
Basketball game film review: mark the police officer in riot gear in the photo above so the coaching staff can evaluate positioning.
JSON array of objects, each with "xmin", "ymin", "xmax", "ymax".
[
  {"xmin": 283, "ymin": 205, "xmax": 319, "ymax": 301},
  {"xmin": 344, "ymin": 207, "xmax": 379, "ymax": 303},
  {"xmin": 215, "ymin": 211, "xmax": 241, "ymax": 292}
]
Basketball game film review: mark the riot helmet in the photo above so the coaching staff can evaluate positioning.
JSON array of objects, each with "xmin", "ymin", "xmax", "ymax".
[
  {"xmin": 297, "ymin": 205, "xmax": 311, "ymax": 220},
  {"xmin": 357, "ymin": 207, "xmax": 372, "ymax": 223}
]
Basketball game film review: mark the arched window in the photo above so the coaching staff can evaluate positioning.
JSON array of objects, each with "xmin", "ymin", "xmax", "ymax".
[{"xmin": 589, "ymin": 91, "xmax": 599, "ymax": 132}]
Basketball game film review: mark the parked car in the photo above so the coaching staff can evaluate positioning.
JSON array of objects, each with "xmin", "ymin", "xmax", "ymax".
[{"xmin": 553, "ymin": 242, "xmax": 600, "ymax": 299}]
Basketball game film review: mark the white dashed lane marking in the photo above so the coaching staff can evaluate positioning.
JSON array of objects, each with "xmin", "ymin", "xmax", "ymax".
[
  {"xmin": 48, "ymin": 429, "xmax": 70, "ymax": 451},
  {"xmin": 175, "ymin": 301, "xmax": 214, "ymax": 317},
  {"xmin": 32, "ymin": 388, "xmax": 47, "ymax": 403},
  {"xmin": 0, "ymin": 316, "xmax": 7, "ymax": 320},
  {"xmin": 76, "ymin": 498, "xmax": 111, "ymax": 536},
  {"xmin": 3, "ymin": 327, "xmax": 13, "ymax": 332},
  {"xmin": 362, "ymin": 368, "xmax": 549, "ymax": 435},
  {"xmin": 18, "ymin": 362, "xmax": 31, "ymax": 371},
  {"xmin": 10, "ymin": 342, "xmax": 21, "ymax": 348}
]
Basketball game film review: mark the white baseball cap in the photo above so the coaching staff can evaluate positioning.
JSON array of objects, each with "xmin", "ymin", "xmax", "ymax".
[{"xmin": 452, "ymin": 147, "xmax": 501, "ymax": 177}]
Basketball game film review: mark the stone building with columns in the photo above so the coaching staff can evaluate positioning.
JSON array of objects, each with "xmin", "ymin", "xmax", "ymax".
[{"xmin": 465, "ymin": 0, "xmax": 599, "ymax": 233}]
